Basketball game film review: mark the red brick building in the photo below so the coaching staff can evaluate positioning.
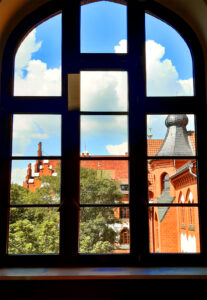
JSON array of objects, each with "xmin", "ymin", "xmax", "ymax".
[{"xmin": 23, "ymin": 115, "xmax": 199, "ymax": 253}]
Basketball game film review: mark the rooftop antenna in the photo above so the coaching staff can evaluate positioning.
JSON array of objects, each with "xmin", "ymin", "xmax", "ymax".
[{"xmin": 147, "ymin": 116, "xmax": 153, "ymax": 139}]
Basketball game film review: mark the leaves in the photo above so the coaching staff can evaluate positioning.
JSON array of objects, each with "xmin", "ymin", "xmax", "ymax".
[{"xmin": 8, "ymin": 166, "xmax": 123, "ymax": 254}]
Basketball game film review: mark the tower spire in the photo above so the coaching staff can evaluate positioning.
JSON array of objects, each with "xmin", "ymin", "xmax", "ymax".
[{"xmin": 156, "ymin": 115, "xmax": 194, "ymax": 156}]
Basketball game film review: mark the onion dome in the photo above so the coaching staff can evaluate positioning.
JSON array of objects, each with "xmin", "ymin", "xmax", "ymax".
[{"xmin": 156, "ymin": 114, "xmax": 194, "ymax": 156}]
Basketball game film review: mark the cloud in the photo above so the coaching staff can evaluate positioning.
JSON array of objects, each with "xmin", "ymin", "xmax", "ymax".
[
  {"xmin": 12, "ymin": 115, "xmax": 61, "ymax": 156},
  {"xmin": 15, "ymin": 29, "xmax": 42, "ymax": 74},
  {"xmin": 114, "ymin": 39, "xmax": 194, "ymax": 97},
  {"xmin": 178, "ymin": 78, "xmax": 194, "ymax": 96},
  {"xmin": 106, "ymin": 142, "xmax": 128, "ymax": 155},
  {"xmin": 81, "ymin": 115, "xmax": 127, "ymax": 136},
  {"xmin": 145, "ymin": 40, "xmax": 193, "ymax": 96},
  {"xmin": 81, "ymin": 71, "xmax": 128, "ymax": 111},
  {"xmin": 11, "ymin": 167, "xmax": 28, "ymax": 185},
  {"xmin": 114, "ymin": 39, "xmax": 127, "ymax": 53},
  {"xmin": 14, "ymin": 28, "xmax": 61, "ymax": 96}
]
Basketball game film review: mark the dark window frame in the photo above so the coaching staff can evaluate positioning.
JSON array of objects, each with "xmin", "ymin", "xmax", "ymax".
[{"xmin": 0, "ymin": 0, "xmax": 206, "ymax": 267}]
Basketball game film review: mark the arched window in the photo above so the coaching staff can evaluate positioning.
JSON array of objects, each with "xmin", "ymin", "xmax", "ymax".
[
  {"xmin": 120, "ymin": 228, "xmax": 130, "ymax": 245},
  {"xmin": 161, "ymin": 173, "xmax": 170, "ymax": 191},
  {"xmin": 0, "ymin": 0, "xmax": 205, "ymax": 266}
]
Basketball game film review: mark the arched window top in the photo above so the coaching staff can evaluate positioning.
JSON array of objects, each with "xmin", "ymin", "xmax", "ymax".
[
  {"xmin": 0, "ymin": 0, "xmax": 204, "ymax": 265},
  {"xmin": 187, "ymin": 191, "xmax": 194, "ymax": 203},
  {"xmin": 179, "ymin": 193, "xmax": 185, "ymax": 204},
  {"xmin": 145, "ymin": 13, "xmax": 194, "ymax": 97},
  {"xmin": 13, "ymin": 13, "xmax": 62, "ymax": 96},
  {"xmin": 161, "ymin": 173, "xmax": 170, "ymax": 191}
]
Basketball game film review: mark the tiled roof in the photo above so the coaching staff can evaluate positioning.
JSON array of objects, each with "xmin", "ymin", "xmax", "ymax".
[{"xmin": 147, "ymin": 139, "xmax": 163, "ymax": 156}]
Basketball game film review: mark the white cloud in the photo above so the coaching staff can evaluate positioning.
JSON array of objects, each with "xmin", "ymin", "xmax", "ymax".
[
  {"xmin": 15, "ymin": 29, "xmax": 42, "ymax": 74},
  {"xmin": 106, "ymin": 142, "xmax": 128, "ymax": 155},
  {"xmin": 81, "ymin": 115, "xmax": 127, "ymax": 136},
  {"xmin": 81, "ymin": 71, "xmax": 128, "ymax": 111},
  {"xmin": 11, "ymin": 167, "xmax": 28, "ymax": 185},
  {"xmin": 12, "ymin": 115, "xmax": 61, "ymax": 156},
  {"xmin": 178, "ymin": 78, "xmax": 194, "ymax": 96},
  {"xmin": 145, "ymin": 40, "xmax": 193, "ymax": 96},
  {"xmin": 114, "ymin": 39, "xmax": 127, "ymax": 53},
  {"xmin": 114, "ymin": 39, "xmax": 194, "ymax": 97},
  {"xmin": 14, "ymin": 28, "xmax": 61, "ymax": 96}
]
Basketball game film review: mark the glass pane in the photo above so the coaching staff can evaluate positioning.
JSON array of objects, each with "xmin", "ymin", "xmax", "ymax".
[
  {"xmin": 149, "ymin": 206, "xmax": 200, "ymax": 253},
  {"xmin": 81, "ymin": 71, "xmax": 128, "ymax": 112},
  {"xmin": 10, "ymin": 160, "xmax": 61, "ymax": 204},
  {"xmin": 80, "ymin": 160, "xmax": 129, "ymax": 204},
  {"xmin": 14, "ymin": 14, "xmax": 61, "ymax": 96},
  {"xmin": 79, "ymin": 207, "xmax": 130, "ymax": 253},
  {"xmin": 81, "ymin": 116, "xmax": 128, "ymax": 156},
  {"xmin": 81, "ymin": 1, "xmax": 127, "ymax": 53},
  {"xmin": 147, "ymin": 114, "xmax": 196, "ymax": 156},
  {"xmin": 145, "ymin": 13, "xmax": 194, "ymax": 96},
  {"xmin": 148, "ymin": 159, "xmax": 198, "ymax": 204},
  {"xmin": 12, "ymin": 114, "xmax": 61, "ymax": 156},
  {"xmin": 8, "ymin": 207, "xmax": 59, "ymax": 254}
]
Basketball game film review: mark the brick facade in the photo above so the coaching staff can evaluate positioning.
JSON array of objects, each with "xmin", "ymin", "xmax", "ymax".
[{"xmin": 23, "ymin": 129, "xmax": 199, "ymax": 253}]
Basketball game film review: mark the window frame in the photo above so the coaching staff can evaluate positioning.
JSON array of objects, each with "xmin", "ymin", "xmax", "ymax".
[{"xmin": 0, "ymin": 0, "xmax": 206, "ymax": 267}]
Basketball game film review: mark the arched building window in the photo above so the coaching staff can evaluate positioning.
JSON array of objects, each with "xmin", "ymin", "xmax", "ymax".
[
  {"xmin": 0, "ymin": 0, "xmax": 205, "ymax": 266},
  {"xmin": 120, "ymin": 228, "xmax": 130, "ymax": 245},
  {"xmin": 161, "ymin": 173, "xmax": 170, "ymax": 192}
]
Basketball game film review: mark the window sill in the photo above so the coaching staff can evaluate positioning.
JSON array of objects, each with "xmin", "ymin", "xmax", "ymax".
[{"xmin": 1, "ymin": 267, "xmax": 207, "ymax": 280}]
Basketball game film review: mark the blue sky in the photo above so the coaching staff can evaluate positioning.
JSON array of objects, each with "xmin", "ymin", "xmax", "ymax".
[
  {"xmin": 32, "ymin": 14, "xmax": 62, "ymax": 69},
  {"xmin": 81, "ymin": 1, "xmax": 127, "ymax": 53},
  {"xmin": 12, "ymin": 1, "xmax": 195, "ymax": 184},
  {"xmin": 145, "ymin": 13, "xmax": 193, "ymax": 80}
]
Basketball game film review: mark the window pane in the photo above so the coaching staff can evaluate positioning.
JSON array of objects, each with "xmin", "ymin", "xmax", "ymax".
[
  {"xmin": 12, "ymin": 115, "xmax": 61, "ymax": 156},
  {"xmin": 79, "ymin": 207, "xmax": 130, "ymax": 253},
  {"xmin": 147, "ymin": 114, "xmax": 196, "ymax": 156},
  {"xmin": 81, "ymin": 71, "xmax": 128, "ymax": 112},
  {"xmin": 81, "ymin": 1, "xmax": 127, "ymax": 53},
  {"xmin": 80, "ymin": 160, "xmax": 129, "ymax": 204},
  {"xmin": 8, "ymin": 208, "xmax": 59, "ymax": 254},
  {"xmin": 14, "ymin": 14, "xmax": 62, "ymax": 96},
  {"xmin": 145, "ymin": 13, "xmax": 194, "ymax": 96},
  {"xmin": 149, "ymin": 206, "xmax": 200, "ymax": 253},
  {"xmin": 148, "ymin": 159, "xmax": 198, "ymax": 204},
  {"xmin": 81, "ymin": 116, "xmax": 128, "ymax": 156},
  {"xmin": 10, "ymin": 160, "xmax": 61, "ymax": 204}
]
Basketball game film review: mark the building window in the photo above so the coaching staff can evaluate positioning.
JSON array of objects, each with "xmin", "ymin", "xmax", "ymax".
[
  {"xmin": 120, "ymin": 228, "xmax": 130, "ymax": 245},
  {"xmin": 0, "ymin": 0, "xmax": 206, "ymax": 265},
  {"xmin": 161, "ymin": 173, "xmax": 170, "ymax": 191}
]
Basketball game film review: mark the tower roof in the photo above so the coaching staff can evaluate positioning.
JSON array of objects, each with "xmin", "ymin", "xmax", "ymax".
[{"xmin": 156, "ymin": 114, "xmax": 194, "ymax": 156}]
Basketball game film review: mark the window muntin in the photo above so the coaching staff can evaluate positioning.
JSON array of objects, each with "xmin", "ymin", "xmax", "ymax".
[
  {"xmin": 145, "ymin": 13, "xmax": 194, "ymax": 97},
  {"xmin": 8, "ymin": 114, "xmax": 61, "ymax": 254},
  {"xmin": 13, "ymin": 14, "xmax": 62, "ymax": 96},
  {"xmin": 0, "ymin": 0, "xmax": 204, "ymax": 265},
  {"xmin": 146, "ymin": 114, "xmax": 200, "ymax": 253}
]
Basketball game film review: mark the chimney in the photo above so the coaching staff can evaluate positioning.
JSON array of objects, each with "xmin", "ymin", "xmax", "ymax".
[
  {"xmin": 38, "ymin": 142, "xmax": 42, "ymax": 157},
  {"xmin": 25, "ymin": 163, "xmax": 32, "ymax": 182},
  {"xmin": 156, "ymin": 115, "xmax": 194, "ymax": 156}
]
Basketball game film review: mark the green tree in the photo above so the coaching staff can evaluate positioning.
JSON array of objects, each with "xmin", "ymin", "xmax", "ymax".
[
  {"xmin": 8, "ymin": 166, "xmax": 123, "ymax": 254},
  {"xmin": 79, "ymin": 167, "xmax": 122, "ymax": 253}
]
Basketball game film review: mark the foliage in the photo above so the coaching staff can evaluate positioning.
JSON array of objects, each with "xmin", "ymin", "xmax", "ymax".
[{"xmin": 9, "ymin": 166, "xmax": 123, "ymax": 254}]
